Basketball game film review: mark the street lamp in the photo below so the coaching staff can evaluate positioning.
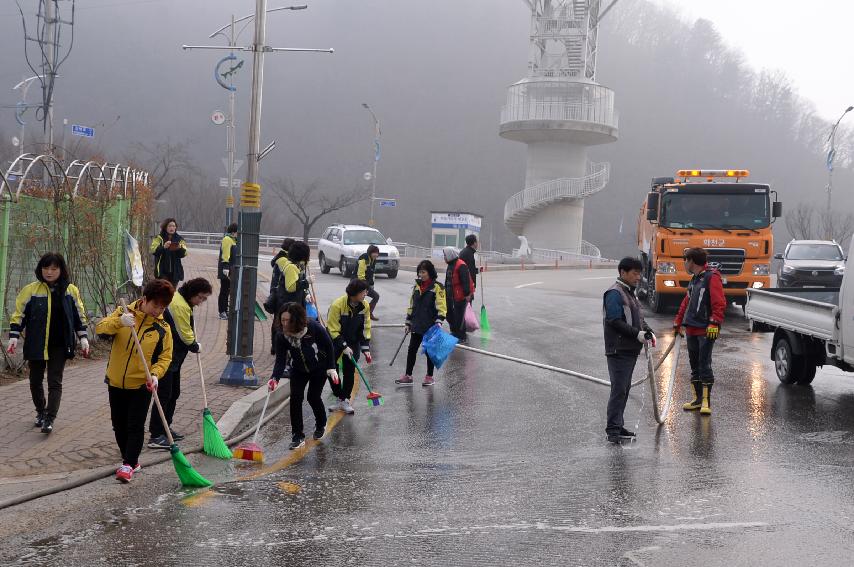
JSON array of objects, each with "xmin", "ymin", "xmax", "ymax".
[
  {"xmin": 826, "ymin": 105, "xmax": 853, "ymax": 238},
  {"xmin": 11, "ymin": 76, "xmax": 47, "ymax": 156},
  {"xmin": 362, "ymin": 102, "xmax": 381, "ymax": 226}
]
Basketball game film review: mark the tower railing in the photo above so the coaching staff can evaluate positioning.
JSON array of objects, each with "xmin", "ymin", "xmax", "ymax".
[{"xmin": 500, "ymin": 81, "xmax": 618, "ymax": 129}]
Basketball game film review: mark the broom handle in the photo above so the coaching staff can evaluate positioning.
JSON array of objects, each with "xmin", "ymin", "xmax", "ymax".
[
  {"xmin": 191, "ymin": 321, "xmax": 209, "ymax": 408},
  {"xmin": 479, "ymin": 262, "xmax": 485, "ymax": 307},
  {"xmin": 389, "ymin": 330, "xmax": 409, "ymax": 367},
  {"xmin": 120, "ymin": 300, "xmax": 174, "ymax": 447},
  {"xmin": 252, "ymin": 388, "xmax": 271, "ymax": 444},
  {"xmin": 349, "ymin": 354, "xmax": 373, "ymax": 392}
]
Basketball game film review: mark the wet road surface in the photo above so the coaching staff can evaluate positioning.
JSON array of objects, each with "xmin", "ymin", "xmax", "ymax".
[{"xmin": 4, "ymin": 268, "xmax": 854, "ymax": 566}]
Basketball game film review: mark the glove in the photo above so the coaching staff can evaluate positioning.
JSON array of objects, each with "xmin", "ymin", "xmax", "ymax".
[
  {"xmin": 364, "ymin": 351, "xmax": 372, "ymax": 364},
  {"xmin": 405, "ymin": 323, "xmax": 411, "ymax": 333},
  {"xmin": 636, "ymin": 331, "xmax": 647, "ymax": 344},
  {"xmin": 6, "ymin": 338, "xmax": 17, "ymax": 354},
  {"xmin": 120, "ymin": 312, "xmax": 136, "ymax": 327},
  {"xmin": 268, "ymin": 378, "xmax": 278, "ymax": 392},
  {"xmin": 707, "ymin": 324, "xmax": 720, "ymax": 341},
  {"xmin": 80, "ymin": 337, "xmax": 90, "ymax": 357},
  {"xmin": 146, "ymin": 374, "xmax": 159, "ymax": 392},
  {"xmin": 673, "ymin": 325, "xmax": 684, "ymax": 337},
  {"xmin": 327, "ymin": 368, "xmax": 340, "ymax": 385},
  {"xmin": 342, "ymin": 346, "xmax": 354, "ymax": 359},
  {"xmin": 189, "ymin": 342, "xmax": 201, "ymax": 354},
  {"xmin": 644, "ymin": 330, "xmax": 657, "ymax": 348}
]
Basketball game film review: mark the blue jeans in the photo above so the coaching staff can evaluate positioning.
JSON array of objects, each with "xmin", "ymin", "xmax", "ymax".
[
  {"xmin": 606, "ymin": 353, "xmax": 639, "ymax": 436},
  {"xmin": 686, "ymin": 334, "xmax": 715, "ymax": 383}
]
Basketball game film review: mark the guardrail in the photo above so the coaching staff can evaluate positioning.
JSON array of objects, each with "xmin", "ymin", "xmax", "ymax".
[{"xmin": 500, "ymin": 81, "xmax": 618, "ymax": 129}]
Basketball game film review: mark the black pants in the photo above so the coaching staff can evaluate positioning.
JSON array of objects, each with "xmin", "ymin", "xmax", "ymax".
[
  {"xmin": 109, "ymin": 385, "xmax": 152, "ymax": 467},
  {"xmin": 149, "ymin": 364, "xmax": 182, "ymax": 437},
  {"xmin": 366, "ymin": 286, "xmax": 380, "ymax": 314},
  {"xmin": 606, "ymin": 352, "xmax": 639, "ymax": 436},
  {"xmin": 28, "ymin": 344, "xmax": 67, "ymax": 420},
  {"xmin": 405, "ymin": 332, "xmax": 434, "ymax": 376},
  {"xmin": 448, "ymin": 300, "xmax": 467, "ymax": 340},
  {"xmin": 687, "ymin": 334, "xmax": 715, "ymax": 383},
  {"xmin": 331, "ymin": 350, "xmax": 359, "ymax": 400},
  {"xmin": 218, "ymin": 275, "xmax": 231, "ymax": 314},
  {"xmin": 290, "ymin": 371, "xmax": 327, "ymax": 437}
]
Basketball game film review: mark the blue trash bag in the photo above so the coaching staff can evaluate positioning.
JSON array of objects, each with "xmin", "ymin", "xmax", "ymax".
[
  {"xmin": 306, "ymin": 302, "xmax": 319, "ymax": 320},
  {"xmin": 421, "ymin": 324, "xmax": 459, "ymax": 369}
]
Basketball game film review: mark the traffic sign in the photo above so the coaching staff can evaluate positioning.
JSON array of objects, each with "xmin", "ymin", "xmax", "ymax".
[
  {"xmin": 220, "ymin": 178, "xmax": 242, "ymax": 188},
  {"xmin": 71, "ymin": 124, "xmax": 94, "ymax": 138},
  {"xmin": 379, "ymin": 199, "xmax": 396, "ymax": 208},
  {"xmin": 222, "ymin": 158, "xmax": 244, "ymax": 173},
  {"xmin": 211, "ymin": 111, "xmax": 226, "ymax": 125}
]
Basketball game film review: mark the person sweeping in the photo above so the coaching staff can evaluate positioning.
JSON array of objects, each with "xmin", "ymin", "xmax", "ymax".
[
  {"xmin": 396, "ymin": 260, "xmax": 446, "ymax": 387},
  {"xmin": 326, "ymin": 279, "xmax": 372, "ymax": 414},
  {"xmin": 7, "ymin": 252, "xmax": 89, "ymax": 434},
  {"xmin": 97, "ymin": 279, "xmax": 174, "ymax": 483},
  {"xmin": 147, "ymin": 278, "xmax": 212, "ymax": 450},
  {"xmin": 268, "ymin": 302, "xmax": 339, "ymax": 450}
]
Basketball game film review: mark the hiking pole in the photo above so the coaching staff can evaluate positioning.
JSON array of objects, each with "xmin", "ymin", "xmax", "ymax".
[
  {"xmin": 389, "ymin": 329, "xmax": 410, "ymax": 367},
  {"xmin": 193, "ymin": 321, "xmax": 231, "ymax": 459},
  {"xmin": 120, "ymin": 300, "xmax": 211, "ymax": 487}
]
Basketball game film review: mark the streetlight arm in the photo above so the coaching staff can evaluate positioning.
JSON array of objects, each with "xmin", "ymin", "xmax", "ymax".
[{"xmin": 208, "ymin": 5, "xmax": 309, "ymax": 39}]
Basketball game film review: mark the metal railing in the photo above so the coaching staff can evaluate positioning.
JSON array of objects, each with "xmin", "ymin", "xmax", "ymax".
[
  {"xmin": 500, "ymin": 81, "xmax": 618, "ymax": 129},
  {"xmin": 513, "ymin": 242, "xmax": 604, "ymax": 261},
  {"xmin": 504, "ymin": 162, "xmax": 609, "ymax": 224}
]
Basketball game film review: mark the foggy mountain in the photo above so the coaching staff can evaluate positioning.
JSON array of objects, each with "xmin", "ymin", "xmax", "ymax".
[{"xmin": 0, "ymin": 0, "xmax": 850, "ymax": 257}]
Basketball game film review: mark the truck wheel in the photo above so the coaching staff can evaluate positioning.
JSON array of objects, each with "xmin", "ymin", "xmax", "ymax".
[
  {"xmin": 773, "ymin": 335, "xmax": 799, "ymax": 384},
  {"xmin": 318, "ymin": 253, "xmax": 331, "ymax": 274},
  {"xmin": 795, "ymin": 360, "xmax": 817, "ymax": 385},
  {"xmin": 387, "ymin": 270, "xmax": 398, "ymax": 279}
]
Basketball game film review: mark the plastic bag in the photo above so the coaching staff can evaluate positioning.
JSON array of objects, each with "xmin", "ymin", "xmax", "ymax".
[
  {"xmin": 306, "ymin": 301, "xmax": 319, "ymax": 320},
  {"xmin": 421, "ymin": 324, "xmax": 459, "ymax": 369},
  {"xmin": 464, "ymin": 302, "xmax": 479, "ymax": 332}
]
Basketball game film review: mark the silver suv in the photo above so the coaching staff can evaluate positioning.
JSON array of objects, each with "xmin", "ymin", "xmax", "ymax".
[
  {"xmin": 775, "ymin": 240, "xmax": 846, "ymax": 288},
  {"xmin": 317, "ymin": 224, "xmax": 400, "ymax": 279}
]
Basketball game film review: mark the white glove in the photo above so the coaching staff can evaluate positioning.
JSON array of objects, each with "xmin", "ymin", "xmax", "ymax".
[
  {"xmin": 6, "ymin": 338, "xmax": 17, "ymax": 354},
  {"xmin": 80, "ymin": 337, "xmax": 90, "ymax": 357},
  {"xmin": 342, "ymin": 346, "xmax": 354, "ymax": 359},
  {"xmin": 636, "ymin": 331, "xmax": 646, "ymax": 344},
  {"xmin": 195, "ymin": 342, "xmax": 202, "ymax": 354},
  {"xmin": 120, "ymin": 312, "xmax": 136, "ymax": 327},
  {"xmin": 326, "ymin": 368, "xmax": 340, "ymax": 384},
  {"xmin": 146, "ymin": 374, "xmax": 159, "ymax": 392}
]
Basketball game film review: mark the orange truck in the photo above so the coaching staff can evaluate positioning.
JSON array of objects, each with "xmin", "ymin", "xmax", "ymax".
[{"xmin": 637, "ymin": 169, "xmax": 783, "ymax": 312}]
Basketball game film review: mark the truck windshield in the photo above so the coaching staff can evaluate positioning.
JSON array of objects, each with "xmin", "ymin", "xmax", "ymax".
[
  {"xmin": 344, "ymin": 230, "xmax": 386, "ymax": 245},
  {"xmin": 786, "ymin": 244, "xmax": 843, "ymax": 261},
  {"xmin": 660, "ymin": 192, "xmax": 770, "ymax": 229}
]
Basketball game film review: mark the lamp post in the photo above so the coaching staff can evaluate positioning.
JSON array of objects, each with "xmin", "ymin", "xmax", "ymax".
[
  {"xmin": 11, "ymin": 76, "xmax": 46, "ymax": 155},
  {"xmin": 362, "ymin": 102, "xmax": 381, "ymax": 226},
  {"xmin": 183, "ymin": 2, "xmax": 333, "ymax": 386},
  {"xmin": 826, "ymin": 105, "xmax": 854, "ymax": 238}
]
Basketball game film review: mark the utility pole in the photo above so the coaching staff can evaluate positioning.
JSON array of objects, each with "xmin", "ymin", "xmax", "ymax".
[
  {"xmin": 183, "ymin": 3, "xmax": 333, "ymax": 386},
  {"xmin": 362, "ymin": 103, "xmax": 380, "ymax": 226},
  {"xmin": 826, "ymin": 105, "xmax": 853, "ymax": 239}
]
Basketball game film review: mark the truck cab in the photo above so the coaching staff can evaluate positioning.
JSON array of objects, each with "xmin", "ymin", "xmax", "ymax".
[{"xmin": 637, "ymin": 169, "xmax": 783, "ymax": 312}]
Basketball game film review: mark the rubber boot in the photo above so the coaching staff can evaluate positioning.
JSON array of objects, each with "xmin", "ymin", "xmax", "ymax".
[
  {"xmin": 700, "ymin": 383, "xmax": 712, "ymax": 415},
  {"xmin": 682, "ymin": 381, "xmax": 703, "ymax": 411}
]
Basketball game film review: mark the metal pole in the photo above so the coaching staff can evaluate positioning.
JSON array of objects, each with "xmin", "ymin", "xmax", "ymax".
[
  {"xmin": 826, "ymin": 105, "xmax": 853, "ymax": 239},
  {"xmin": 226, "ymin": 14, "xmax": 236, "ymax": 228},
  {"xmin": 43, "ymin": 0, "xmax": 57, "ymax": 155},
  {"xmin": 363, "ymin": 103, "xmax": 380, "ymax": 226}
]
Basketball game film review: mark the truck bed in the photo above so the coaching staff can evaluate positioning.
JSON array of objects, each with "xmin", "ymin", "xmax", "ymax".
[{"xmin": 745, "ymin": 288, "xmax": 839, "ymax": 341}]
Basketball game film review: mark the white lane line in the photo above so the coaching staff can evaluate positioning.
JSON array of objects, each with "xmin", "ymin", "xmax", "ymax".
[{"xmin": 514, "ymin": 281, "xmax": 544, "ymax": 289}]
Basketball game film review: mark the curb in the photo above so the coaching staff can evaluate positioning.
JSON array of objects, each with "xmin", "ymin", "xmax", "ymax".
[{"xmin": 217, "ymin": 380, "xmax": 291, "ymax": 439}]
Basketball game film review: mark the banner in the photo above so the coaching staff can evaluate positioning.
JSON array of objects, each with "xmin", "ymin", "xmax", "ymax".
[{"xmin": 124, "ymin": 230, "xmax": 144, "ymax": 287}]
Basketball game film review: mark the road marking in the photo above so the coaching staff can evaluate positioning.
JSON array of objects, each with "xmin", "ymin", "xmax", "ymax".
[
  {"xmin": 182, "ymin": 381, "xmax": 359, "ymax": 508},
  {"xmin": 514, "ymin": 281, "xmax": 543, "ymax": 289}
]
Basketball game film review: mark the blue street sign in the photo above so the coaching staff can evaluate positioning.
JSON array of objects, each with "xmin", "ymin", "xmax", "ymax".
[
  {"xmin": 71, "ymin": 124, "xmax": 95, "ymax": 138},
  {"xmin": 379, "ymin": 199, "xmax": 396, "ymax": 208}
]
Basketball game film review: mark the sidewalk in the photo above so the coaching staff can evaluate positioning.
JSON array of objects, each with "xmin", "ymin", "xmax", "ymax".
[{"xmin": 0, "ymin": 254, "xmax": 276, "ymax": 499}]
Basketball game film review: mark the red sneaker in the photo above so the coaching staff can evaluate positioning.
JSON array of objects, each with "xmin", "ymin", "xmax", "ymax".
[
  {"xmin": 116, "ymin": 465, "xmax": 134, "ymax": 483},
  {"xmin": 395, "ymin": 374, "xmax": 413, "ymax": 385},
  {"xmin": 422, "ymin": 375, "xmax": 435, "ymax": 387}
]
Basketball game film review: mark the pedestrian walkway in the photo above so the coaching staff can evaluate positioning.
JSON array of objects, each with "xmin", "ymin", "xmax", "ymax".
[{"xmin": 0, "ymin": 254, "xmax": 275, "ymax": 484}]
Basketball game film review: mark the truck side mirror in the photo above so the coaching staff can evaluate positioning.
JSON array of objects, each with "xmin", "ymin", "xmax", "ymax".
[
  {"xmin": 772, "ymin": 201, "xmax": 783, "ymax": 218},
  {"xmin": 774, "ymin": 253, "xmax": 783, "ymax": 260},
  {"xmin": 646, "ymin": 192, "xmax": 659, "ymax": 222}
]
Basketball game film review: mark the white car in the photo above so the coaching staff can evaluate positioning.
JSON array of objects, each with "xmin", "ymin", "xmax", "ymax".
[{"xmin": 317, "ymin": 224, "xmax": 400, "ymax": 279}]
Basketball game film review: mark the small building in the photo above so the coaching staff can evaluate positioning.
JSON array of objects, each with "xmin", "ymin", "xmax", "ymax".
[{"xmin": 431, "ymin": 211, "xmax": 482, "ymax": 257}]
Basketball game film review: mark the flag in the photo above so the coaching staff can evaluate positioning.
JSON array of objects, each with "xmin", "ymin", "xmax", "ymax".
[
  {"xmin": 827, "ymin": 148, "xmax": 835, "ymax": 171},
  {"xmin": 374, "ymin": 140, "xmax": 381, "ymax": 162}
]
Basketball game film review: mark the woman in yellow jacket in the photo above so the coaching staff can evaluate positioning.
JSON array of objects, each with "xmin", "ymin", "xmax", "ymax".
[
  {"xmin": 150, "ymin": 217, "xmax": 188, "ymax": 286},
  {"xmin": 96, "ymin": 279, "xmax": 174, "ymax": 483},
  {"xmin": 7, "ymin": 253, "xmax": 89, "ymax": 434}
]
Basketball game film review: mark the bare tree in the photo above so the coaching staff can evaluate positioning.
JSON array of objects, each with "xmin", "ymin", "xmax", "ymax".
[
  {"xmin": 785, "ymin": 202, "xmax": 816, "ymax": 240},
  {"xmin": 785, "ymin": 201, "xmax": 854, "ymax": 247},
  {"xmin": 126, "ymin": 141, "xmax": 199, "ymax": 200},
  {"xmin": 270, "ymin": 178, "xmax": 370, "ymax": 242}
]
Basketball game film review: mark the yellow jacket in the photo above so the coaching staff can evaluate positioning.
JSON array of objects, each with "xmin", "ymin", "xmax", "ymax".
[
  {"xmin": 9, "ymin": 281, "xmax": 88, "ymax": 361},
  {"xmin": 326, "ymin": 294, "xmax": 371, "ymax": 352},
  {"xmin": 96, "ymin": 300, "xmax": 173, "ymax": 389}
]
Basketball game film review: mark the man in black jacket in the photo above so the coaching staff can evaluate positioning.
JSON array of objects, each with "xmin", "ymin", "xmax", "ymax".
[
  {"xmin": 602, "ymin": 257, "xmax": 656, "ymax": 444},
  {"xmin": 458, "ymin": 234, "xmax": 479, "ymax": 293}
]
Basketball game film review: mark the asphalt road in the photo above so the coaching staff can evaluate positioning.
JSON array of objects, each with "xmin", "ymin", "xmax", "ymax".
[{"xmin": 3, "ymin": 266, "xmax": 854, "ymax": 566}]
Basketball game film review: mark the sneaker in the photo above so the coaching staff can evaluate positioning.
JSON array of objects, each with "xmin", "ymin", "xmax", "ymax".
[
  {"xmin": 115, "ymin": 464, "xmax": 134, "ymax": 483},
  {"xmin": 289, "ymin": 435, "xmax": 305, "ymax": 450},
  {"xmin": 169, "ymin": 429, "xmax": 184, "ymax": 441},
  {"xmin": 219, "ymin": 312, "xmax": 228, "ymax": 320},
  {"xmin": 313, "ymin": 427, "xmax": 325, "ymax": 440},
  {"xmin": 370, "ymin": 314, "xmax": 379, "ymax": 321},
  {"xmin": 341, "ymin": 398, "xmax": 355, "ymax": 415},
  {"xmin": 395, "ymin": 374, "xmax": 414, "ymax": 385},
  {"xmin": 34, "ymin": 412, "xmax": 45, "ymax": 428},
  {"xmin": 607, "ymin": 435, "xmax": 622, "ymax": 444},
  {"xmin": 422, "ymin": 375, "xmax": 435, "ymax": 387},
  {"xmin": 41, "ymin": 419, "xmax": 53, "ymax": 434},
  {"xmin": 147, "ymin": 435, "xmax": 170, "ymax": 450},
  {"xmin": 618, "ymin": 428, "xmax": 636, "ymax": 440},
  {"xmin": 131, "ymin": 463, "xmax": 141, "ymax": 474}
]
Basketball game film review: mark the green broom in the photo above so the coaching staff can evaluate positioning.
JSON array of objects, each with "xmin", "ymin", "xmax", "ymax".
[
  {"xmin": 195, "ymin": 350, "xmax": 232, "ymax": 459},
  {"xmin": 479, "ymin": 265, "xmax": 490, "ymax": 332},
  {"xmin": 124, "ymin": 302, "xmax": 212, "ymax": 487}
]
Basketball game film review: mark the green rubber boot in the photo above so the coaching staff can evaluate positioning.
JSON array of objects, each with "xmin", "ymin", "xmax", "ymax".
[{"xmin": 682, "ymin": 381, "xmax": 703, "ymax": 411}]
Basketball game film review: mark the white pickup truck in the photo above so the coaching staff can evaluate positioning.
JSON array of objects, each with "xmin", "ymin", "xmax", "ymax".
[{"xmin": 745, "ymin": 239, "xmax": 853, "ymax": 384}]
